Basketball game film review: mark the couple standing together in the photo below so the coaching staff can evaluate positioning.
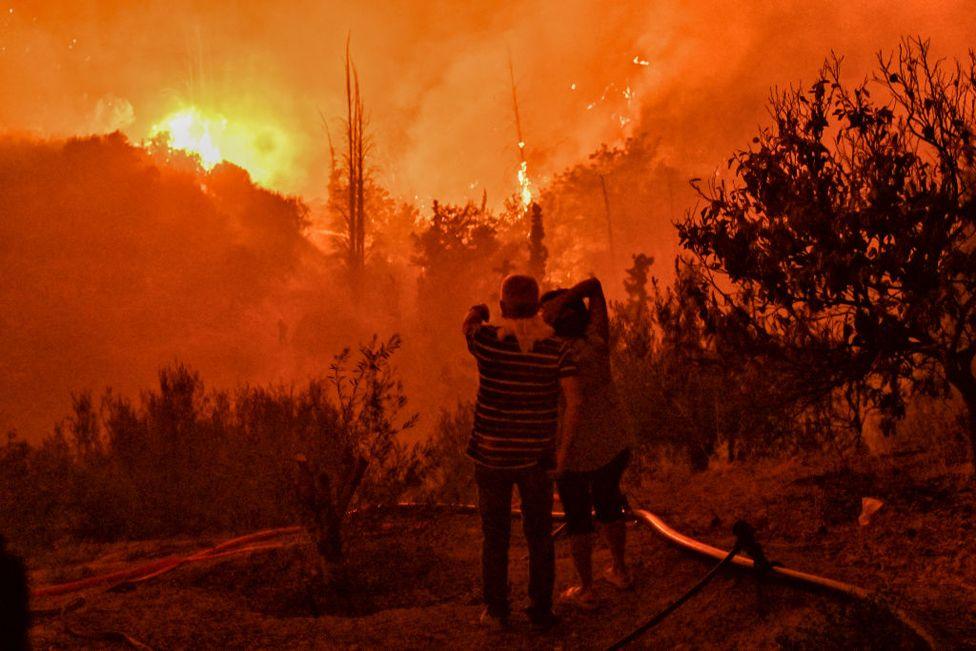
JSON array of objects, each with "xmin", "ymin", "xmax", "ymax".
[{"xmin": 463, "ymin": 274, "xmax": 635, "ymax": 631}]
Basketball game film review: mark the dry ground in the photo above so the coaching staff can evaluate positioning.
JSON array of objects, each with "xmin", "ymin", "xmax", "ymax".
[{"xmin": 26, "ymin": 454, "xmax": 972, "ymax": 649}]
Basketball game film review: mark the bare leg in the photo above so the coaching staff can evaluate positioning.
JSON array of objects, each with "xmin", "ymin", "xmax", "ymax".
[
  {"xmin": 569, "ymin": 533, "xmax": 595, "ymax": 590},
  {"xmin": 592, "ymin": 451, "xmax": 632, "ymax": 585},
  {"xmin": 603, "ymin": 520, "xmax": 628, "ymax": 576}
]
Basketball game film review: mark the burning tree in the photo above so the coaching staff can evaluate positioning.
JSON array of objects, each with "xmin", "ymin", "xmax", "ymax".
[{"xmin": 679, "ymin": 38, "xmax": 976, "ymax": 465}]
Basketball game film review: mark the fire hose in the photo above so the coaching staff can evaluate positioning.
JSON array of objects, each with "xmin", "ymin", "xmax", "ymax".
[
  {"xmin": 30, "ymin": 501, "xmax": 936, "ymax": 649},
  {"xmin": 623, "ymin": 502, "xmax": 936, "ymax": 649},
  {"xmin": 32, "ymin": 526, "xmax": 302, "ymax": 598},
  {"xmin": 608, "ymin": 538, "xmax": 741, "ymax": 649},
  {"xmin": 606, "ymin": 520, "xmax": 768, "ymax": 649}
]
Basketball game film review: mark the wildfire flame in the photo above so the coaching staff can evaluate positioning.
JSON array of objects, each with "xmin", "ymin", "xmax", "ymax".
[
  {"xmin": 517, "ymin": 159, "xmax": 532, "ymax": 208},
  {"xmin": 151, "ymin": 108, "xmax": 224, "ymax": 169},
  {"xmin": 148, "ymin": 107, "xmax": 291, "ymax": 186}
]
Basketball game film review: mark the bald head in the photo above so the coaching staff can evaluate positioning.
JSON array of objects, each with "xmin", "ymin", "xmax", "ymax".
[{"xmin": 500, "ymin": 274, "xmax": 540, "ymax": 319}]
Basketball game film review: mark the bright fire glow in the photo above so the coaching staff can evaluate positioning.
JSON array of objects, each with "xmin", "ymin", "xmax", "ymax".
[
  {"xmin": 149, "ymin": 107, "xmax": 292, "ymax": 186},
  {"xmin": 517, "ymin": 160, "xmax": 532, "ymax": 207},
  {"xmin": 152, "ymin": 108, "xmax": 224, "ymax": 168}
]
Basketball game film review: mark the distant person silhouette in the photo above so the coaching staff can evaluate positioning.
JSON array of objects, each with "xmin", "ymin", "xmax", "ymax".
[
  {"xmin": 463, "ymin": 274, "xmax": 581, "ymax": 631},
  {"xmin": 0, "ymin": 534, "xmax": 30, "ymax": 650}
]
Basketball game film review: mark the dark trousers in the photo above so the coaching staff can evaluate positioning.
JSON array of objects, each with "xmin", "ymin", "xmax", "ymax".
[{"xmin": 475, "ymin": 463, "xmax": 554, "ymax": 618}]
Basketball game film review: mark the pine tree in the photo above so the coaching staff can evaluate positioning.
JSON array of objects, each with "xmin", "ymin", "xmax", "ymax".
[{"xmin": 527, "ymin": 202, "xmax": 548, "ymax": 282}]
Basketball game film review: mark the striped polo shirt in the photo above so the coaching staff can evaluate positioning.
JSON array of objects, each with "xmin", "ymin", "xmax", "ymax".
[{"xmin": 465, "ymin": 324, "xmax": 578, "ymax": 469}]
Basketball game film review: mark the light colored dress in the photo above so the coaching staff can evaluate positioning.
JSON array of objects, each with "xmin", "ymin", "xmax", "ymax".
[{"xmin": 562, "ymin": 323, "xmax": 635, "ymax": 473}]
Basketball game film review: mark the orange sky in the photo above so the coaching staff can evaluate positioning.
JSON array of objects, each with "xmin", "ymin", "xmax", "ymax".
[
  {"xmin": 2, "ymin": 1, "xmax": 975, "ymax": 441},
  {"xmin": 2, "ymin": 0, "xmax": 973, "ymax": 207}
]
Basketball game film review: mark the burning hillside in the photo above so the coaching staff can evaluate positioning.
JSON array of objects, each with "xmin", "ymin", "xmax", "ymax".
[{"xmin": 3, "ymin": 4, "xmax": 976, "ymax": 648}]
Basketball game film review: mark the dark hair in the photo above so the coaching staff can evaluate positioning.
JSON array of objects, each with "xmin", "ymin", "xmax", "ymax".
[{"xmin": 540, "ymin": 289, "xmax": 589, "ymax": 338}]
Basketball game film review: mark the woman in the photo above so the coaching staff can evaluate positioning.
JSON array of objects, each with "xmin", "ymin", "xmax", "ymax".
[{"xmin": 541, "ymin": 277, "xmax": 635, "ymax": 609}]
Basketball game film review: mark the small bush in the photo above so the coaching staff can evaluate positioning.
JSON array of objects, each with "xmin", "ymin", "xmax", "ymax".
[{"xmin": 421, "ymin": 403, "xmax": 476, "ymax": 504}]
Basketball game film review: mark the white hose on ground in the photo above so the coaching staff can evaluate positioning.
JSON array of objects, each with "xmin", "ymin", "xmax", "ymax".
[{"xmin": 630, "ymin": 506, "xmax": 937, "ymax": 650}]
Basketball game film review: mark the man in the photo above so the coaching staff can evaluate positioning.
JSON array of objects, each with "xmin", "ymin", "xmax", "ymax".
[{"xmin": 463, "ymin": 274, "xmax": 581, "ymax": 631}]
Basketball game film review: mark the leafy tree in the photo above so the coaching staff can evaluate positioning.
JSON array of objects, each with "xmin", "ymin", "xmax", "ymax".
[
  {"xmin": 623, "ymin": 253, "xmax": 655, "ymax": 309},
  {"xmin": 614, "ymin": 253, "xmax": 655, "ymax": 359},
  {"xmin": 296, "ymin": 335, "xmax": 422, "ymax": 603},
  {"xmin": 613, "ymin": 257, "xmax": 831, "ymax": 467},
  {"xmin": 679, "ymin": 38, "xmax": 976, "ymax": 464},
  {"xmin": 613, "ymin": 258, "xmax": 725, "ymax": 467},
  {"xmin": 538, "ymin": 136, "xmax": 672, "ymax": 286}
]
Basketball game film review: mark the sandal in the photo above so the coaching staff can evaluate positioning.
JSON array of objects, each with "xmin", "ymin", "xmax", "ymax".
[
  {"xmin": 604, "ymin": 566, "xmax": 634, "ymax": 590},
  {"xmin": 559, "ymin": 585, "xmax": 598, "ymax": 610}
]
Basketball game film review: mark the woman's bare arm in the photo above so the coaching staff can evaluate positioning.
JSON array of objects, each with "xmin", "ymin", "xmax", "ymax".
[{"xmin": 566, "ymin": 278, "xmax": 609, "ymax": 342}]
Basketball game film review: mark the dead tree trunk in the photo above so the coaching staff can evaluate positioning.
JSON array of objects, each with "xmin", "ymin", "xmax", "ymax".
[{"xmin": 344, "ymin": 36, "xmax": 367, "ymax": 296}]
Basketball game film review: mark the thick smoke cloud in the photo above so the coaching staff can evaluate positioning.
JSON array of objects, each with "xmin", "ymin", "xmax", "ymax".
[
  {"xmin": 1, "ymin": 1, "xmax": 971, "ymax": 205},
  {"xmin": 0, "ymin": 134, "xmax": 366, "ymax": 439},
  {"xmin": 1, "ymin": 1, "xmax": 974, "ymax": 438}
]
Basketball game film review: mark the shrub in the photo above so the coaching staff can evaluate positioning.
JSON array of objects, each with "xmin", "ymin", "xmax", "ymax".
[
  {"xmin": 421, "ymin": 403, "xmax": 476, "ymax": 504},
  {"xmin": 0, "ymin": 337, "xmax": 426, "ymax": 550}
]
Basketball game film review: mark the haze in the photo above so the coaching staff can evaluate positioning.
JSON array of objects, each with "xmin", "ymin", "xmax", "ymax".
[{"xmin": 1, "ymin": 0, "xmax": 974, "ymax": 439}]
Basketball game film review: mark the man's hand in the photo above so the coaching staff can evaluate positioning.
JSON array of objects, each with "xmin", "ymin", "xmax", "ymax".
[
  {"xmin": 471, "ymin": 304, "xmax": 490, "ymax": 322},
  {"xmin": 463, "ymin": 304, "xmax": 491, "ymax": 339}
]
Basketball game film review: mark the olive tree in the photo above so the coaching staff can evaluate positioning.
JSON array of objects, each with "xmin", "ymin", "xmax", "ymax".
[{"xmin": 679, "ymin": 38, "xmax": 976, "ymax": 464}]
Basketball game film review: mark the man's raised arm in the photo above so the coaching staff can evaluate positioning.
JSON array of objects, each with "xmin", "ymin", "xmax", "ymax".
[{"xmin": 463, "ymin": 304, "xmax": 490, "ymax": 346}]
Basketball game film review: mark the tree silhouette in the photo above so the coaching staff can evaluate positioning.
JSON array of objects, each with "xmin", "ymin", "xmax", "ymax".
[
  {"xmin": 295, "ymin": 336, "xmax": 420, "ymax": 606},
  {"xmin": 679, "ymin": 38, "xmax": 976, "ymax": 465},
  {"xmin": 412, "ymin": 201, "xmax": 501, "ymax": 319},
  {"xmin": 527, "ymin": 202, "xmax": 548, "ymax": 282},
  {"xmin": 326, "ymin": 36, "xmax": 369, "ymax": 295}
]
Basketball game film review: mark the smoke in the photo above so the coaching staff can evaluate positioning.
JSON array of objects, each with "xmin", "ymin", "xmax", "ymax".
[
  {"xmin": 1, "ymin": 1, "xmax": 972, "ymax": 205},
  {"xmin": 0, "ymin": 133, "xmax": 370, "ymax": 439},
  {"xmin": 539, "ymin": 0, "xmax": 976, "ymax": 288},
  {"xmin": 1, "ymin": 0, "xmax": 974, "ymax": 438}
]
